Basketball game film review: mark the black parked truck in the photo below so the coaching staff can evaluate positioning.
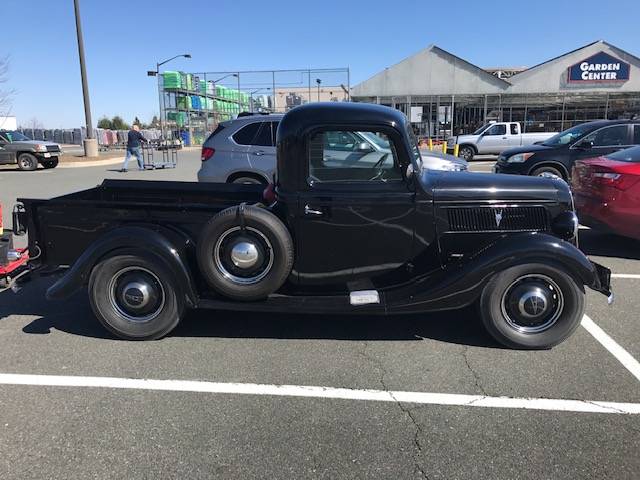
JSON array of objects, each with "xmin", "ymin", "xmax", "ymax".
[{"xmin": 5, "ymin": 103, "xmax": 612, "ymax": 349}]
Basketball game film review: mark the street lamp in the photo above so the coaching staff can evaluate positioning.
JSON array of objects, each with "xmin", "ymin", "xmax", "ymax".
[
  {"xmin": 211, "ymin": 73, "xmax": 237, "ymax": 83},
  {"xmin": 148, "ymin": 53, "xmax": 191, "ymax": 138},
  {"xmin": 73, "ymin": 0, "xmax": 97, "ymax": 157},
  {"xmin": 315, "ymin": 78, "xmax": 321, "ymax": 102}
]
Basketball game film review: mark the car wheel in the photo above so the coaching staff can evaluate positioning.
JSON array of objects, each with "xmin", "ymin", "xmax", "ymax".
[
  {"xmin": 88, "ymin": 254, "xmax": 185, "ymax": 340},
  {"xmin": 479, "ymin": 263, "xmax": 585, "ymax": 349},
  {"xmin": 197, "ymin": 205, "xmax": 294, "ymax": 301},
  {"xmin": 17, "ymin": 153, "xmax": 38, "ymax": 171},
  {"xmin": 458, "ymin": 146, "xmax": 475, "ymax": 161},
  {"xmin": 42, "ymin": 158, "xmax": 59, "ymax": 169},
  {"xmin": 531, "ymin": 165, "xmax": 565, "ymax": 180},
  {"xmin": 231, "ymin": 176, "xmax": 267, "ymax": 185}
]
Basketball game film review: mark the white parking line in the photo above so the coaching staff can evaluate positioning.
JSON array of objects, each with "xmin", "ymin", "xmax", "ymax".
[
  {"xmin": 581, "ymin": 315, "xmax": 640, "ymax": 383},
  {"xmin": 0, "ymin": 373, "xmax": 638, "ymax": 414},
  {"xmin": 611, "ymin": 274, "xmax": 640, "ymax": 279}
]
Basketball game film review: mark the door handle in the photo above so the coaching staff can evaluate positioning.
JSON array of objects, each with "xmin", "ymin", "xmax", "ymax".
[
  {"xmin": 304, "ymin": 205, "xmax": 324, "ymax": 216},
  {"xmin": 502, "ymin": 136, "xmax": 508, "ymax": 139},
  {"xmin": 253, "ymin": 150, "xmax": 264, "ymax": 156}
]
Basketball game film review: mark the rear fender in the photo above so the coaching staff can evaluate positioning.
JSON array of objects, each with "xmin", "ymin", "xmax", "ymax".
[
  {"xmin": 388, "ymin": 232, "xmax": 609, "ymax": 313},
  {"xmin": 46, "ymin": 225, "xmax": 198, "ymax": 306}
]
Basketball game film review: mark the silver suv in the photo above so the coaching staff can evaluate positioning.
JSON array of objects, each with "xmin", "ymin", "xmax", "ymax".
[
  {"xmin": 197, "ymin": 113, "xmax": 467, "ymax": 185},
  {"xmin": 198, "ymin": 114, "xmax": 282, "ymax": 185}
]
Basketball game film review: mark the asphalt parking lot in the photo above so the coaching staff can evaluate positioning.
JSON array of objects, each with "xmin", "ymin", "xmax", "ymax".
[{"xmin": 0, "ymin": 151, "xmax": 639, "ymax": 479}]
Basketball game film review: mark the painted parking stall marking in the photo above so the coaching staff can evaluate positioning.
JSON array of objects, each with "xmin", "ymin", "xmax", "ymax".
[
  {"xmin": 611, "ymin": 274, "xmax": 640, "ymax": 279},
  {"xmin": 581, "ymin": 315, "xmax": 640, "ymax": 383},
  {"xmin": 0, "ymin": 373, "xmax": 638, "ymax": 415}
]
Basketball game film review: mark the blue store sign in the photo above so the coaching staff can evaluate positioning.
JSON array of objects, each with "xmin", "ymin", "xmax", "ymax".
[{"xmin": 568, "ymin": 51, "xmax": 630, "ymax": 83}]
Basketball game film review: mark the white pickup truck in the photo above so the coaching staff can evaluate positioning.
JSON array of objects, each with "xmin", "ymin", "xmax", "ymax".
[{"xmin": 448, "ymin": 122, "xmax": 556, "ymax": 160}]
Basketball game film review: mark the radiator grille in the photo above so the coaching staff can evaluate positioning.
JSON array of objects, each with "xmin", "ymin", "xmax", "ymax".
[{"xmin": 447, "ymin": 206, "xmax": 548, "ymax": 232}]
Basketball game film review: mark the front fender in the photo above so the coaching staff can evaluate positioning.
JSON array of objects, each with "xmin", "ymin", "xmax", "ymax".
[
  {"xmin": 46, "ymin": 225, "xmax": 198, "ymax": 307},
  {"xmin": 387, "ymin": 232, "xmax": 610, "ymax": 313}
]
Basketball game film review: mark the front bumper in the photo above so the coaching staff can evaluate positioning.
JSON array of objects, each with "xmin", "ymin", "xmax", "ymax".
[
  {"xmin": 493, "ymin": 161, "xmax": 527, "ymax": 175},
  {"xmin": 35, "ymin": 152, "xmax": 60, "ymax": 159},
  {"xmin": 589, "ymin": 260, "xmax": 612, "ymax": 301}
]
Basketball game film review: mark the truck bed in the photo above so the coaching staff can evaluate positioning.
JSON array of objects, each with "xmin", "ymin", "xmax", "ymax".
[{"xmin": 18, "ymin": 179, "xmax": 266, "ymax": 268}]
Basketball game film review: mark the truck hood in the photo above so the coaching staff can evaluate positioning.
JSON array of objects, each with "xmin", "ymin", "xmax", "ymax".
[
  {"xmin": 423, "ymin": 170, "xmax": 571, "ymax": 204},
  {"xmin": 10, "ymin": 140, "xmax": 60, "ymax": 147}
]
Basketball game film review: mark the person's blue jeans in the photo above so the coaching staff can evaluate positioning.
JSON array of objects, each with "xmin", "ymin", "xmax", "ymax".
[{"xmin": 122, "ymin": 146, "xmax": 144, "ymax": 170}]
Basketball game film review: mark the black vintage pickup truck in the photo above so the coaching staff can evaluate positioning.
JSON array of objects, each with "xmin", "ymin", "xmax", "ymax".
[{"xmin": 5, "ymin": 103, "xmax": 612, "ymax": 349}]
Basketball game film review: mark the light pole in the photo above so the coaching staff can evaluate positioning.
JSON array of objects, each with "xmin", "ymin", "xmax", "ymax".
[
  {"xmin": 315, "ymin": 78, "xmax": 321, "ymax": 102},
  {"xmin": 148, "ymin": 54, "xmax": 191, "ymax": 138},
  {"xmin": 73, "ymin": 0, "xmax": 97, "ymax": 157}
]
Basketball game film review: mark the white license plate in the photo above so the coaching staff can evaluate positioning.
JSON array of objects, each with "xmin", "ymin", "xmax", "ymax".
[{"xmin": 43, "ymin": 153, "xmax": 51, "ymax": 158}]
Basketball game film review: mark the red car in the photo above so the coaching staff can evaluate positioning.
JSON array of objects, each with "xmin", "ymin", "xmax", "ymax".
[{"xmin": 573, "ymin": 145, "xmax": 640, "ymax": 241}]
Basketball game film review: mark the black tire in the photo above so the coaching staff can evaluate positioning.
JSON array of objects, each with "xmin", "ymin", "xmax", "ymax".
[
  {"xmin": 17, "ymin": 153, "xmax": 38, "ymax": 171},
  {"xmin": 88, "ymin": 254, "xmax": 185, "ymax": 340},
  {"xmin": 531, "ymin": 165, "xmax": 565, "ymax": 180},
  {"xmin": 197, "ymin": 205, "xmax": 293, "ymax": 301},
  {"xmin": 479, "ymin": 263, "xmax": 585, "ymax": 349},
  {"xmin": 42, "ymin": 158, "xmax": 59, "ymax": 169},
  {"xmin": 458, "ymin": 145, "xmax": 475, "ymax": 161},
  {"xmin": 229, "ymin": 174, "xmax": 268, "ymax": 185}
]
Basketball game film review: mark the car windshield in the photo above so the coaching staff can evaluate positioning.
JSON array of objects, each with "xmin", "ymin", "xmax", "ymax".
[
  {"xmin": 606, "ymin": 145, "xmax": 640, "ymax": 163},
  {"xmin": 472, "ymin": 124, "xmax": 491, "ymax": 135},
  {"xmin": 359, "ymin": 131, "xmax": 390, "ymax": 150},
  {"xmin": 542, "ymin": 123, "xmax": 594, "ymax": 146},
  {"xmin": 1, "ymin": 130, "xmax": 31, "ymax": 142}
]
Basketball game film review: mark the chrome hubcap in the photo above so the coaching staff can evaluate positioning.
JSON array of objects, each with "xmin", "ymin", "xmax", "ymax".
[
  {"xmin": 214, "ymin": 227, "xmax": 273, "ymax": 285},
  {"xmin": 230, "ymin": 241, "xmax": 260, "ymax": 269},
  {"xmin": 108, "ymin": 267, "xmax": 165, "ymax": 323},
  {"xmin": 501, "ymin": 274, "xmax": 564, "ymax": 334}
]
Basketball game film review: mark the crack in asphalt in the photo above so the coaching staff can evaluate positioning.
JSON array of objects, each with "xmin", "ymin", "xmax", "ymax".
[
  {"xmin": 462, "ymin": 346, "xmax": 488, "ymax": 396},
  {"xmin": 359, "ymin": 341, "xmax": 430, "ymax": 480}
]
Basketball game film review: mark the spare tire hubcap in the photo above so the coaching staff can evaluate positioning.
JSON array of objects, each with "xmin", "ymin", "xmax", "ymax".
[{"xmin": 230, "ymin": 241, "xmax": 260, "ymax": 269}]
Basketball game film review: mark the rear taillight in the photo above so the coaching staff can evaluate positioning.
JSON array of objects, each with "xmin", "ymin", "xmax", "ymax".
[
  {"xmin": 592, "ymin": 170, "xmax": 639, "ymax": 191},
  {"xmin": 201, "ymin": 147, "xmax": 215, "ymax": 162}
]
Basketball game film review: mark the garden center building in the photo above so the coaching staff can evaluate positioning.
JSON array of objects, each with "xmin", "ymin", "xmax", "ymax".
[{"xmin": 351, "ymin": 40, "xmax": 640, "ymax": 139}]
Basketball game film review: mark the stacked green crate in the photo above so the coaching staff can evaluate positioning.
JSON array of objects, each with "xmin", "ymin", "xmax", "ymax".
[
  {"xmin": 163, "ymin": 71, "xmax": 181, "ymax": 89},
  {"xmin": 181, "ymin": 73, "xmax": 193, "ymax": 91},
  {"xmin": 177, "ymin": 96, "xmax": 192, "ymax": 110},
  {"xmin": 167, "ymin": 111, "xmax": 186, "ymax": 127}
]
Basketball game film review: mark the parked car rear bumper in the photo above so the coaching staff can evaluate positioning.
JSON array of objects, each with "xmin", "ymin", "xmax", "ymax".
[{"xmin": 574, "ymin": 193, "xmax": 640, "ymax": 241}]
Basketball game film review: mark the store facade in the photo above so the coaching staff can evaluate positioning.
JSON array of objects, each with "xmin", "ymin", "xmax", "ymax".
[{"xmin": 351, "ymin": 41, "xmax": 640, "ymax": 140}]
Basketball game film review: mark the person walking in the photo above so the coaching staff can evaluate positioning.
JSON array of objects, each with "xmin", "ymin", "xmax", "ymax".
[{"xmin": 120, "ymin": 124, "xmax": 148, "ymax": 172}]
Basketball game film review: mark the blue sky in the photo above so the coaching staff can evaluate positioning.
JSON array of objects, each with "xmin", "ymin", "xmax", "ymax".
[{"xmin": 1, "ymin": 0, "xmax": 639, "ymax": 128}]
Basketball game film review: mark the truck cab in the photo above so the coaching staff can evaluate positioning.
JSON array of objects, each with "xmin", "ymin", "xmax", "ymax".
[{"xmin": 7, "ymin": 103, "xmax": 611, "ymax": 349}]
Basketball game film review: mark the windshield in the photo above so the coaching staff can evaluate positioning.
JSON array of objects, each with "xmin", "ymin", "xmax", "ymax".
[
  {"xmin": 606, "ymin": 145, "xmax": 640, "ymax": 163},
  {"xmin": 359, "ymin": 131, "xmax": 391, "ymax": 150},
  {"xmin": 542, "ymin": 123, "xmax": 593, "ymax": 146},
  {"xmin": 472, "ymin": 124, "xmax": 491, "ymax": 135},
  {"xmin": 1, "ymin": 130, "xmax": 32, "ymax": 142}
]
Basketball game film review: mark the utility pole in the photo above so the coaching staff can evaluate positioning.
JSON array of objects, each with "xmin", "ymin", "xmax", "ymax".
[{"xmin": 73, "ymin": 0, "xmax": 97, "ymax": 157}]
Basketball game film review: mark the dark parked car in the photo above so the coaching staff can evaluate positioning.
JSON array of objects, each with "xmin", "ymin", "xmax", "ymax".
[
  {"xmin": 494, "ymin": 120, "xmax": 640, "ymax": 180},
  {"xmin": 573, "ymin": 145, "xmax": 640, "ymax": 241},
  {"xmin": 0, "ymin": 130, "xmax": 62, "ymax": 170},
  {"xmin": 3, "ymin": 103, "xmax": 611, "ymax": 349}
]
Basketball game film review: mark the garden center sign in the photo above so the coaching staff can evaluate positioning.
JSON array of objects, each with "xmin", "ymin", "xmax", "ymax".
[{"xmin": 568, "ymin": 51, "xmax": 630, "ymax": 83}]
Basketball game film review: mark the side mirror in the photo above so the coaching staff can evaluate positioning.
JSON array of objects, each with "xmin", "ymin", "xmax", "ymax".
[
  {"xmin": 575, "ymin": 140, "xmax": 593, "ymax": 150},
  {"xmin": 356, "ymin": 142, "xmax": 374, "ymax": 153}
]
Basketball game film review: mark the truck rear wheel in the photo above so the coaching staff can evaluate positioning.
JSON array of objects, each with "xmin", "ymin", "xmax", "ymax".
[
  {"xmin": 17, "ymin": 153, "xmax": 38, "ymax": 171},
  {"xmin": 197, "ymin": 205, "xmax": 294, "ymax": 301},
  {"xmin": 479, "ymin": 263, "xmax": 584, "ymax": 349},
  {"xmin": 88, "ymin": 254, "xmax": 185, "ymax": 340}
]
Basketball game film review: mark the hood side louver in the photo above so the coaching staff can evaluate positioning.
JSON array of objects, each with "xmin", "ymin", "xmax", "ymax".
[{"xmin": 447, "ymin": 206, "xmax": 549, "ymax": 232}]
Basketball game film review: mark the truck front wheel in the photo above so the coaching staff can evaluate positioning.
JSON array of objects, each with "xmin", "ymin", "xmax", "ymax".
[
  {"xmin": 479, "ymin": 263, "xmax": 584, "ymax": 349},
  {"xmin": 88, "ymin": 254, "xmax": 185, "ymax": 340},
  {"xmin": 17, "ymin": 153, "xmax": 38, "ymax": 171},
  {"xmin": 42, "ymin": 158, "xmax": 59, "ymax": 169},
  {"xmin": 458, "ymin": 145, "xmax": 475, "ymax": 161}
]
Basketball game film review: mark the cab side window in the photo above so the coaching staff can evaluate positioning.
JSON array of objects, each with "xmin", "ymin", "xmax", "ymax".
[
  {"xmin": 510, "ymin": 124, "xmax": 519, "ymax": 135},
  {"xmin": 485, "ymin": 124, "xmax": 506, "ymax": 136},
  {"xmin": 633, "ymin": 125, "xmax": 640, "ymax": 145},
  {"xmin": 583, "ymin": 125, "xmax": 629, "ymax": 147},
  {"xmin": 308, "ymin": 130, "xmax": 403, "ymax": 184}
]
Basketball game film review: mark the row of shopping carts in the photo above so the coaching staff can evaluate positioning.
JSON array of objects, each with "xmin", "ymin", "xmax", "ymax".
[{"xmin": 141, "ymin": 140, "xmax": 181, "ymax": 169}]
